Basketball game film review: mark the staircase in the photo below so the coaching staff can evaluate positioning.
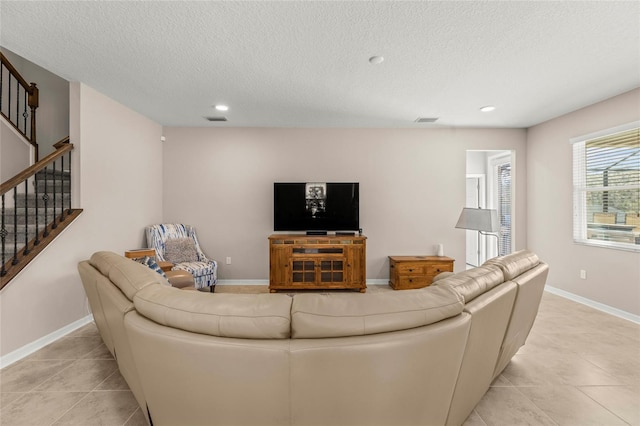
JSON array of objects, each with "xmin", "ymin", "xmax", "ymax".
[
  {"xmin": 1, "ymin": 52, "xmax": 82, "ymax": 290},
  {"xmin": 3, "ymin": 169, "xmax": 71, "ymax": 260},
  {"xmin": 1, "ymin": 142, "xmax": 82, "ymax": 289}
]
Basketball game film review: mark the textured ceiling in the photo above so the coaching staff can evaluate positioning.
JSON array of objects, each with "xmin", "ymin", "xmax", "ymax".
[{"xmin": 1, "ymin": 1, "xmax": 639, "ymax": 128}]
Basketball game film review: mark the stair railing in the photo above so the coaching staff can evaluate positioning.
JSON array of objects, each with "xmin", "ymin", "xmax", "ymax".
[
  {"xmin": 0, "ymin": 138, "xmax": 82, "ymax": 289},
  {"xmin": 1, "ymin": 52, "xmax": 39, "ymax": 161}
]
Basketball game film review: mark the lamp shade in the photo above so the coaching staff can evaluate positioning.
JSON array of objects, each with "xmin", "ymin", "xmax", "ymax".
[{"xmin": 455, "ymin": 208, "xmax": 499, "ymax": 232}]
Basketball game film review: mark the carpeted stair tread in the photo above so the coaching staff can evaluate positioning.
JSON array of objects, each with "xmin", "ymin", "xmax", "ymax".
[{"xmin": 2, "ymin": 207, "xmax": 63, "ymax": 225}]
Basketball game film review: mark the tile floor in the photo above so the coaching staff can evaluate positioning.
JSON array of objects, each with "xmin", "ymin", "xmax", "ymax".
[{"xmin": 0, "ymin": 287, "xmax": 638, "ymax": 426}]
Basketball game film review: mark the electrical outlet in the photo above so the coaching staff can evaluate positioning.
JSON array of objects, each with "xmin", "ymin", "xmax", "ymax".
[
  {"xmin": 226, "ymin": 257, "xmax": 232, "ymax": 265},
  {"xmin": 580, "ymin": 269, "xmax": 587, "ymax": 279}
]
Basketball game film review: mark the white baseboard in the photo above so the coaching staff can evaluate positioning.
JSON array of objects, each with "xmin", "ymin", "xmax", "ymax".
[
  {"xmin": 545, "ymin": 285, "xmax": 640, "ymax": 324},
  {"xmin": 0, "ymin": 314, "xmax": 94, "ymax": 369}
]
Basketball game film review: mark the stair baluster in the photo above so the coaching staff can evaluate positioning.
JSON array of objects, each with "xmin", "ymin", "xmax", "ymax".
[
  {"xmin": 42, "ymin": 166, "xmax": 49, "ymax": 238},
  {"xmin": 67, "ymin": 151, "xmax": 72, "ymax": 215},
  {"xmin": 60, "ymin": 156, "xmax": 66, "ymax": 222},
  {"xmin": 1, "ymin": 194, "xmax": 6, "ymax": 276},
  {"xmin": 23, "ymin": 179, "xmax": 30, "ymax": 256},
  {"xmin": 51, "ymin": 162, "xmax": 57, "ymax": 230},
  {"xmin": 34, "ymin": 170, "xmax": 40, "ymax": 247},
  {"xmin": 12, "ymin": 187, "xmax": 18, "ymax": 265},
  {"xmin": 0, "ymin": 61, "xmax": 3, "ymax": 110},
  {"xmin": 22, "ymin": 90, "xmax": 28, "ymax": 136},
  {"xmin": 7, "ymin": 73, "xmax": 11, "ymax": 120},
  {"xmin": 15, "ymin": 77, "xmax": 20, "ymax": 125}
]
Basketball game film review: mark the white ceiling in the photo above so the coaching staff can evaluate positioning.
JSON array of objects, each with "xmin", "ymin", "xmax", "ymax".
[{"xmin": 1, "ymin": 1, "xmax": 639, "ymax": 129}]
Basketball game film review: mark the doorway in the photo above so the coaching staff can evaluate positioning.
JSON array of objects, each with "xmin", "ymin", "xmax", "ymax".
[{"xmin": 465, "ymin": 150, "xmax": 514, "ymax": 268}]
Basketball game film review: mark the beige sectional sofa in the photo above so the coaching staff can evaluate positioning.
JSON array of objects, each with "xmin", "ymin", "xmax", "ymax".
[{"xmin": 78, "ymin": 249, "xmax": 548, "ymax": 426}]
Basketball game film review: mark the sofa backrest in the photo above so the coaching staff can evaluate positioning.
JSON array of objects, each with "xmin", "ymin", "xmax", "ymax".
[
  {"xmin": 94, "ymin": 272, "xmax": 147, "ymax": 417},
  {"xmin": 125, "ymin": 310, "xmax": 294, "ymax": 426},
  {"xmin": 288, "ymin": 313, "xmax": 472, "ymax": 426},
  {"xmin": 134, "ymin": 284, "xmax": 293, "ymax": 339},
  {"xmin": 432, "ymin": 264, "xmax": 504, "ymax": 303},
  {"xmin": 445, "ymin": 280, "xmax": 518, "ymax": 426},
  {"xmin": 89, "ymin": 251, "xmax": 170, "ymax": 301},
  {"xmin": 78, "ymin": 254, "xmax": 155, "ymax": 423},
  {"xmin": 493, "ymin": 262, "xmax": 549, "ymax": 378},
  {"xmin": 290, "ymin": 285, "xmax": 464, "ymax": 338},
  {"xmin": 78, "ymin": 261, "xmax": 115, "ymax": 355},
  {"xmin": 484, "ymin": 249, "xmax": 540, "ymax": 281},
  {"xmin": 125, "ymin": 285, "xmax": 471, "ymax": 426}
]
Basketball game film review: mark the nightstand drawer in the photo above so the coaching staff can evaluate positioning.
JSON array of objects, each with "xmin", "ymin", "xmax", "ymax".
[
  {"xmin": 396, "ymin": 276, "xmax": 429, "ymax": 289},
  {"xmin": 396, "ymin": 263, "xmax": 427, "ymax": 274},
  {"xmin": 427, "ymin": 263, "xmax": 454, "ymax": 276}
]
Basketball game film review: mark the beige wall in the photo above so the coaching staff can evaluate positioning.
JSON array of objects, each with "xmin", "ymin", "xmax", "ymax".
[
  {"xmin": 527, "ymin": 88, "xmax": 640, "ymax": 316},
  {"xmin": 0, "ymin": 83, "xmax": 163, "ymax": 357},
  {"xmin": 1, "ymin": 120, "xmax": 31, "ymax": 181},
  {"xmin": 162, "ymin": 127, "xmax": 527, "ymax": 281}
]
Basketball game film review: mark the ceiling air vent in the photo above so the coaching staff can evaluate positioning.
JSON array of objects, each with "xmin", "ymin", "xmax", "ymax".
[
  {"xmin": 204, "ymin": 116, "xmax": 228, "ymax": 122},
  {"xmin": 415, "ymin": 117, "xmax": 439, "ymax": 123}
]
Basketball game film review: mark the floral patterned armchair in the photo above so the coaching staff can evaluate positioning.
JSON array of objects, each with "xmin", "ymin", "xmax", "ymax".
[{"xmin": 145, "ymin": 224, "xmax": 217, "ymax": 291}]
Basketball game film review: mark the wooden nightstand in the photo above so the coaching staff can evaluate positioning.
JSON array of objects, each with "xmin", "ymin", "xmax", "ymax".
[
  {"xmin": 124, "ymin": 248, "xmax": 155, "ymax": 259},
  {"xmin": 124, "ymin": 249, "xmax": 173, "ymax": 272},
  {"xmin": 388, "ymin": 256, "xmax": 454, "ymax": 290}
]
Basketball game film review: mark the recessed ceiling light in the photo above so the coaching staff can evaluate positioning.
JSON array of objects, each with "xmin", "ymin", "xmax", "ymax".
[
  {"xmin": 215, "ymin": 104, "xmax": 229, "ymax": 111},
  {"xmin": 480, "ymin": 105, "xmax": 496, "ymax": 112},
  {"xmin": 369, "ymin": 56, "xmax": 384, "ymax": 65}
]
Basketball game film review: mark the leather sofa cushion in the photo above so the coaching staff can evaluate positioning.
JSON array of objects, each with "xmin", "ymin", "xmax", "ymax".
[
  {"xmin": 432, "ymin": 264, "xmax": 504, "ymax": 304},
  {"xmin": 90, "ymin": 251, "xmax": 170, "ymax": 301},
  {"xmin": 133, "ymin": 285, "xmax": 292, "ymax": 339},
  {"xmin": 484, "ymin": 249, "xmax": 540, "ymax": 281},
  {"xmin": 291, "ymin": 285, "xmax": 464, "ymax": 338}
]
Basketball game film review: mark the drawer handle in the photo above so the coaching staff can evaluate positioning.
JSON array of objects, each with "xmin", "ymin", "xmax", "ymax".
[
  {"xmin": 408, "ymin": 268, "xmax": 414, "ymax": 272},
  {"xmin": 409, "ymin": 279, "xmax": 413, "ymax": 283},
  {"xmin": 436, "ymin": 268, "xmax": 441, "ymax": 272}
]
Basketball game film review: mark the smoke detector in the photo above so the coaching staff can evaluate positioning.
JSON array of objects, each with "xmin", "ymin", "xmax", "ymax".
[
  {"xmin": 204, "ymin": 116, "xmax": 228, "ymax": 122},
  {"xmin": 415, "ymin": 117, "xmax": 439, "ymax": 123}
]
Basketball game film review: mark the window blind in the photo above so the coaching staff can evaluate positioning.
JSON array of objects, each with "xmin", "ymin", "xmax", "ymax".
[
  {"xmin": 572, "ymin": 122, "xmax": 640, "ymax": 250},
  {"xmin": 497, "ymin": 162, "xmax": 512, "ymax": 256}
]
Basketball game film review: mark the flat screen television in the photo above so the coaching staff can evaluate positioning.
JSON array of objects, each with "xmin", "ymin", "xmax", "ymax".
[{"xmin": 274, "ymin": 182, "xmax": 359, "ymax": 234}]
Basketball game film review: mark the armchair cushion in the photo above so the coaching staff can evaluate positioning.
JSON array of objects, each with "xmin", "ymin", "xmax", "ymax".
[
  {"xmin": 165, "ymin": 238, "xmax": 198, "ymax": 263},
  {"xmin": 172, "ymin": 261, "xmax": 216, "ymax": 278}
]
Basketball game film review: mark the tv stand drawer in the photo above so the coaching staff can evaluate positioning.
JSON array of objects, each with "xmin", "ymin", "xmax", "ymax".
[{"xmin": 292, "ymin": 247, "xmax": 344, "ymax": 255}]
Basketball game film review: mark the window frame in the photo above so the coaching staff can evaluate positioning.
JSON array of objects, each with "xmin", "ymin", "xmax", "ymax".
[{"xmin": 571, "ymin": 121, "xmax": 640, "ymax": 252}]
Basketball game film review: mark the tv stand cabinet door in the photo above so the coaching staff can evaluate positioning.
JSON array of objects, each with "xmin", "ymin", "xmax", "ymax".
[
  {"xmin": 346, "ymin": 245, "xmax": 366, "ymax": 289},
  {"xmin": 269, "ymin": 244, "xmax": 292, "ymax": 287}
]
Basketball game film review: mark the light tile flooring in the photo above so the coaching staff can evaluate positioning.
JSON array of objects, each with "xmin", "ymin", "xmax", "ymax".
[{"xmin": 1, "ymin": 286, "xmax": 638, "ymax": 425}]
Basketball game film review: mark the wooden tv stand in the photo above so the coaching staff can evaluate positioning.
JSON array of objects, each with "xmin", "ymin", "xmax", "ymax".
[{"xmin": 268, "ymin": 234, "xmax": 367, "ymax": 292}]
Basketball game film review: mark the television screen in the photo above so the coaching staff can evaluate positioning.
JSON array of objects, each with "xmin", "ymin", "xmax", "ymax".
[{"xmin": 274, "ymin": 182, "xmax": 359, "ymax": 232}]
